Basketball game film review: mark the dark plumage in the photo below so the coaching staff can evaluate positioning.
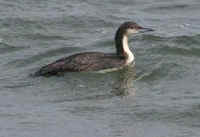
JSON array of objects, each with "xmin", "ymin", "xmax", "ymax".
[{"xmin": 35, "ymin": 52, "xmax": 126, "ymax": 76}]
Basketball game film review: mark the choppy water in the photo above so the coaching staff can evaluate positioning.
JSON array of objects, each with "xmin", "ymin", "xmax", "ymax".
[{"xmin": 1, "ymin": 0, "xmax": 200, "ymax": 137}]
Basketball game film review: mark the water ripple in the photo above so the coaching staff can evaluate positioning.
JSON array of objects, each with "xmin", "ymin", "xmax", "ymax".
[
  {"xmin": 136, "ymin": 61, "xmax": 186, "ymax": 82},
  {"xmin": 0, "ymin": 42, "xmax": 25, "ymax": 54},
  {"xmin": 141, "ymin": 34, "xmax": 200, "ymax": 57},
  {"xmin": 152, "ymin": 46, "xmax": 200, "ymax": 57}
]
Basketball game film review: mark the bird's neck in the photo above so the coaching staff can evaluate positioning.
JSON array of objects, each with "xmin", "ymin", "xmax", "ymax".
[
  {"xmin": 115, "ymin": 32, "xmax": 134, "ymax": 64},
  {"xmin": 122, "ymin": 35, "xmax": 134, "ymax": 64}
]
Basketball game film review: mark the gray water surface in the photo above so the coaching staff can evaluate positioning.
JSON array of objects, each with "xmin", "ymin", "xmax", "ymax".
[{"xmin": 1, "ymin": 0, "xmax": 200, "ymax": 137}]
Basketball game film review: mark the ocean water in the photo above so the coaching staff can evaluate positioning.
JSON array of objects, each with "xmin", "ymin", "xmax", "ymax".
[{"xmin": 1, "ymin": 0, "xmax": 200, "ymax": 137}]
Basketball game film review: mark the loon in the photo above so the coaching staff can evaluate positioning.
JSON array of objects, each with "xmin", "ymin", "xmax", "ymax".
[{"xmin": 35, "ymin": 21, "xmax": 153, "ymax": 76}]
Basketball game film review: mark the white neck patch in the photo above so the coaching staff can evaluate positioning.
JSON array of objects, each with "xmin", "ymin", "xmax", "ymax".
[{"xmin": 122, "ymin": 35, "xmax": 134, "ymax": 64}]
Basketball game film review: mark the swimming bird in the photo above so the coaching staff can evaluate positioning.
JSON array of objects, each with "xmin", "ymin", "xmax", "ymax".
[{"xmin": 35, "ymin": 21, "xmax": 153, "ymax": 76}]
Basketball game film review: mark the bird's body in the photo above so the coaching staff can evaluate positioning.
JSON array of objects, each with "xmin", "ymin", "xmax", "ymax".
[
  {"xmin": 35, "ymin": 21, "xmax": 153, "ymax": 76},
  {"xmin": 35, "ymin": 52, "xmax": 127, "ymax": 76}
]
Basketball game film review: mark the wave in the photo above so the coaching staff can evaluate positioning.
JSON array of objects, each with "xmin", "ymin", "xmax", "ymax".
[
  {"xmin": 6, "ymin": 46, "xmax": 84, "ymax": 68},
  {"xmin": 0, "ymin": 42, "xmax": 25, "ymax": 54},
  {"xmin": 140, "ymin": 34, "xmax": 200, "ymax": 57}
]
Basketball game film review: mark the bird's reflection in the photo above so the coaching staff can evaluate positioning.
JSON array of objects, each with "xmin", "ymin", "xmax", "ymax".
[
  {"xmin": 111, "ymin": 64, "xmax": 136, "ymax": 97},
  {"xmin": 58, "ymin": 64, "xmax": 137, "ymax": 102}
]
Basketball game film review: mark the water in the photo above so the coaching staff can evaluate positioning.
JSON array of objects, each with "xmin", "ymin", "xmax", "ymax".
[{"xmin": 1, "ymin": 0, "xmax": 200, "ymax": 136}]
